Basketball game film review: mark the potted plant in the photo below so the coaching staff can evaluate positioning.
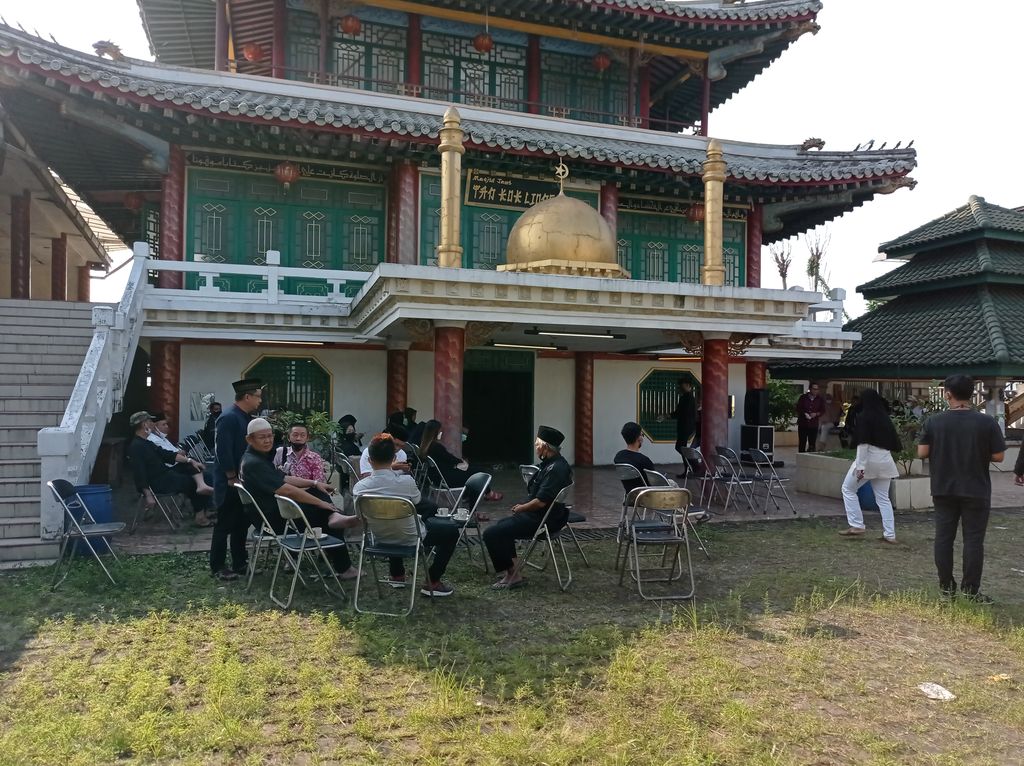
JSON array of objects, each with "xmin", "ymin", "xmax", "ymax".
[{"xmin": 767, "ymin": 377, "xmax": 799, "ymax": 446}]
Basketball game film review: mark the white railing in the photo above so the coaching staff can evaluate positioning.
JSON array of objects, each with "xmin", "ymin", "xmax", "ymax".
[{"xmin": 36, "ymin": 243, "xmax": 149, "ymax": 540}]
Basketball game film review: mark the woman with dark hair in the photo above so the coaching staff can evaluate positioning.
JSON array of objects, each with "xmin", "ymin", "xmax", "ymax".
[
  {"xmin": 419, "ymin": 419, "xmax": 503, "ymax": 502},
  {"xmin": 839, "ymin": 388, "xmax": 902, "ymax": 543}
]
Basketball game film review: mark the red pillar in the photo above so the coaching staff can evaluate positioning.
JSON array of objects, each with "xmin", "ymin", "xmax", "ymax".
[
  {"xmin": 746, "ymin": 203, "xmax": 762, "ymax": 288},
  {"xmin": 386, "ymin": 162, "xmax": 419, "ymax": 265},
  {"xmin": 527, "ymin": 35, "xmax": 541, "ymax": 113},
  {"xmin": 214, "ymin": 0, "xmax": 229, "ymax": 71},
  {"xmin": 700, "ymin": 337, "xmax": 730, "ymax": 462},
  {"xmin": 746, "ymin": 361, "xmax": 767, "ymax": 391},
  {"xmin": 272, "ymin": 0, "xmax": 287, "ymax": 78},
  {"xmin": 574, "ymin": 352, "xmax": 594, "ymax": 466},
  {"xmin": 699, "ymin": 76, "xmax": 711, "ymax": 136},
  {"xmin": 386, "ymin": 345, "xmax": 410, "ymax": 416},
  {"xmin": 158, "ymin": 145, "xmax": 185, "ymax": 289},
  {"xmin": 638, "ymin": 64, "xmax": 651, "ymax": 128},
  {"xmin": 51, "ymin": 234, "xmax": 68, "ymax": 301},
  {"xmin": 406, "ymin": 14, "xmax": 422, "ymax": 94},
  {"xmin": 599, "ymin": 183, "xmax": 618, "ymax": 234},
  {"xmin": 433, "ymin": 322, "xmax": 465, "ymax": 457},
  {"xmin": 10, "ymin": 190, "xmax": 31, "ymax": 299},
  {"xmin": 77, "ymin": 266, "xmax": 91, "ymax": 302},
  {"xmin": 149, "ymin": 341, "xmax": 182, "ymax": 443}
]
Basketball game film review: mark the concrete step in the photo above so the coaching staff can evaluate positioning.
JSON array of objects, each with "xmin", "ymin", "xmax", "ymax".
[
  {"xmin": 0, "ymin": 518, "xmax": 41, "ymax": 539},
  {"xmin": 0, "ymin": 321, "xmax": 94, "ymax": 334},
  {"xmin": 0, "ymin": 313, "xmax": 94, "ymax": 327},
  {"xmin": 0, "ymin": 298, "xmax": 102, "ymax": 314},
  {"xmin": 0, "ymin": 537, "xmax": 59, "ymax": 568},
  {"xmin": 0, "ymin": 477, "xmax": 38, "ymax": 497},
  {"xmin": 0, "ymin": 412, "xmax": 62, "ymax": 428},
  {"xmin": 0, "ymin": 372, "xmax": 80, "ymax": 387},
  {"xmin": 0, "ymin": 443, "xmax": 37, "ymax": 460},
  {"xmin": 0, "ymin": 385, "xmax": 75, "ymax": 398},
  {"xmin": 0, "ymin": 496, "xmax": 40, "ymax": 518},
  {"xmin": 0, "ymin": 459, "xmax": 41, "ymax": 479},
  {"xmin": 0, "ymin": 353, "xmax": 89, "ymax": 366},
  {"xmin": 0, "ymin": 398, "xmax": 68, "ymax": 414},
  {"xmin": 1, "ymin": 343, "xmax": 91, "ymax": 355},
  {"xmin": 1, "ymin": 427, "xmax": 48, "ymax": 443}
]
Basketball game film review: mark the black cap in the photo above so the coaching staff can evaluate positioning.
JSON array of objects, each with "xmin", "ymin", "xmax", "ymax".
[
  {"xmin": 232, "ymin": 378, "xmax": 265, "ymax": 395},
  {"xmin": 150, "ymin": 411, "xmax": 166, "ymax": 422},
  {"xmin": 338, "ymin": 413, "xmax": 357, "ymax": 426},
  {"xmin": 537, "ymin": 425, "xmax": 565, "ymax": 448},
  {"xmin": 385, "ymin": 423, "xmax": 409, "ymax": 441}
]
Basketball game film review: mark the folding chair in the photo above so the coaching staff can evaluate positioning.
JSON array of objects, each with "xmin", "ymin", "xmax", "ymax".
[
  {"xmin": 748, "ymin": 448, "xmax": 797, "ymax": 515},
  {"xmin": 233, "ymin": 481, "xmax": 287, "ymax": 591},
  {"xmin": 405, "ymin": 442, "xmax": 430, "ymax": 490},
  {"xmin": 47, "ymin": 479, "xmax": 126, "ymax": 588},
  {"xmin": 452, "ymin": 472, "xmax": 491, "ymax": 571},
  {"xmin": 353, "ymin": 494, "xmax": 428, "ymax": 617},
  {"xmin": 613, "ymin": 463, "xmax": 648, "ymax": 569},
  {"xmin": 333, "ymin": 454, "xmax": 361, "ymax": 513},
  {"xmin": 518, "ymin": 464, "xmax": 539, "ymax": 486},
  {"xmin": 269, "ymin": 495, "xmax": 349, "ymax": 609},
  {"xmin": 680, "ymin": 446, "xmax": 714, "ymax": 505},
  {"xmin": 517, "ymin": 462, "xmax": 587, "ymax": 566},
  {"xmin": 709, "ymin": 453, "xmax": 756, "ymax": 514},
  {"xmin": 424, "ymin": 455, "xmax": 464, "ymax": 508},
  {"xmin": 512, "ymin": 482, "xmax": 575, "ymax": 591},
  {"xmin": 643, "ymin": 469, "xmax": 712, "ymax": 559},
  {"xmin": 130, "ymin": 487, "xmax": 184, "ymax": 532},
  {"xmin": 618, "ymin": 487, "xmax": 696, "ymax": 601}
]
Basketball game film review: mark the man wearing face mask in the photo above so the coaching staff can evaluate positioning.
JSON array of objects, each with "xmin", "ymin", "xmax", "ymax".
[{"xmin": 273, "ymin": 422, "xmax": 327, "ymax": 484}]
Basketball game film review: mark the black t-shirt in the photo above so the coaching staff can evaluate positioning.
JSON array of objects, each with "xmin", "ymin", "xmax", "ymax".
[
  {"xmin": 919, "ymin": 410, "xmax": 1006, "ymax": 499},
  {"xmin": 527, "ymin": 454, "xmax": 573, "ymax": 507},
  {"xmin": 613, "ymin": 449, "xmax": 655, "ymax": 492},
  {"xmin": 240, "ymin": 447, "xmax": 287, "ymax": 526}
]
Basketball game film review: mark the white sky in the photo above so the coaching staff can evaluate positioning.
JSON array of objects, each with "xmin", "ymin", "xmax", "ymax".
[{"xmin": 6, "ymin": 0, "xmax": 1022, "ymax": 311}]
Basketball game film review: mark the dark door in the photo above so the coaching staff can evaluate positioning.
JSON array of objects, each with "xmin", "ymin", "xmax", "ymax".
[{"xmin": 462, "ymin": 351, "xmax": 534, "ymax": 465}]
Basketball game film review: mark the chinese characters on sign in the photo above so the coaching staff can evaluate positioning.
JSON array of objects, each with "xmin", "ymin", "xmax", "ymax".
[{"xmin": 465, "ymin": 170, "xmax": 560, "ymax": 210}]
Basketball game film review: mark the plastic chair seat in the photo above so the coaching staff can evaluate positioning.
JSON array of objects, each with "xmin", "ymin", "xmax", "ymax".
[
  {"xmin": 567, "ymin": 511, "xmax": 586, "ymax": 523},
  {"xmin": 68, "ymin": 522, "xmax": 126, "ymax": 537},
  {"xmin": 633, "ymin": 527, "xmax": 687, "ymax": 544},
  {"xmin": 278, "ymin": 533, "xmax": 346, "ymax": 552}
]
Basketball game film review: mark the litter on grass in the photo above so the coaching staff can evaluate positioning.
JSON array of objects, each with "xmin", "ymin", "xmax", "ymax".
[{"xmin": 918, "ymin": 682, "xmax": 956, "ymax": 701}]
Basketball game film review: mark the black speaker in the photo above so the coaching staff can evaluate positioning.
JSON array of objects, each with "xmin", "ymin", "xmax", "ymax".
[{"xmin": 744, "ymin": 388, "xmax": 769, "ymax": 425}]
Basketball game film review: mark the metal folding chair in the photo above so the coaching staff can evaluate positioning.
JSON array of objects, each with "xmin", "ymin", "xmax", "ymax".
[
  {"xmin": 269, "ymin": 495, "xmax": 349, "ymax": 609},
  {"xmin": 613, "ymin": 463, "xmax": 648, "ymax": 569},
  {"xmin": 333, "ymin": 454, "xmax": 361, "ymax": 514},
  {"xmin": 512, "ymin": 482, "xmax": 575, "ymax": 591},
  {"xmin": 680, "ymin": 446, "xmax": 714, "ymax": 505},
  {"xmin": 614, "ymin": 483, "xmax": 677, "ymax": 571},
  {"xmin": 47, "ymin": 479, "xmax": 126, "ymax": 588},
  {"xmin": 518, "ymin": 462, "xmax": 587, "ymax": 566},
  {"xmin": 748, "ymin": 448, "xmax": 797, "ymax": 515},
  {"xmin": 130, "ymin": 487, "xmax": 184, "ymax": 532},
  {"xmin": 618, "ymin": 487, "xmax": 695, "ymax": 601},
  {"xmin": 424, "ymin": 455, "xmax": 464, "ymax": 508},
  {"xmin": 709, "ymin": 453, "xmax": 756, "ymax": 514},
  {"xmin": 452, "ymin": 472, "xmax": 491, "ymax": 571},
  {"xmin": 233, "ymin": 481, "xmax": 288, "ymax": 591},
  {"xmin": 405, "ymin": 443, "xmax": 430, "ymax": 490},
  {"xmin": 643, "ymin": 468, "xmax": 712, "ymax": 559},
  {"xmin": 354, "ymin": 494, "xmax": 429, "ymax": 617},
  {"xmin": 518, "ymin": 464, "xmax": 539, "ymax": 486}
]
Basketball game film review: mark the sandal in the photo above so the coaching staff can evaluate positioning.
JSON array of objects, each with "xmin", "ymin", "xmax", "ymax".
[
  {"xmin": 485, "ymin": 491, "xmax": 503, "ymax": 502},
  {"xmin": 475, "ymin": 512, "xmax": 491, "ymax": 522},
  {"xmin": 838, "ymin": 527, "xmax": 865, "ymax": 537}
]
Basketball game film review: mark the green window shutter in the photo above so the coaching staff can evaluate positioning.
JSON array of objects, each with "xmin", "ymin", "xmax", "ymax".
[{"xmin": 246, "ymin": 356, "xmax": 332, "ymax": 415}]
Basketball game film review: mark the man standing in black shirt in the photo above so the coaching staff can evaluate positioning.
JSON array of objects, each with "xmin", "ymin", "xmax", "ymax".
[
  {"xmin": 614, "ymin": 421, "xmax": 654, "ymax": 493},
  {"xmin": 918, "ymin": 374, "xmax": 1006, "ymax": 602},
  {"xmin": 485, "ymin": 425, "xmax": 572, "ymax": 589}
]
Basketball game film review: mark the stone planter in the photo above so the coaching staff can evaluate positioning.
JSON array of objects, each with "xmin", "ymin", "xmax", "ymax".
[
  {"xmin": 795, "ymin": 452, "xmax": 933, "ymax": 511},
  {"xmin": 774, "ymin": 430, "xmax": 798, "ymax": 447}
]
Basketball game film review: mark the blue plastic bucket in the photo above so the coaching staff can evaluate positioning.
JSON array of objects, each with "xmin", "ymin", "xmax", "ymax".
[{"xmin": 73, "ymin": 484, "xmax": 113, "ymax": 555}]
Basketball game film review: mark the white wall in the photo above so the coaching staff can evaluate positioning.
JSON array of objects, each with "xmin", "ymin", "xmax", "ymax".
[
  {"xmin": 177, "ymin": 344, "xmax": 388, "ymax": 438},
  {"xmin": 534, "ymin": 357, "xmax": 575, "ymax": 464}
]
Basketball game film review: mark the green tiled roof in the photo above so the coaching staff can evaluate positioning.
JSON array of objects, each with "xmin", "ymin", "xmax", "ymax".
[
  {"xmin": 859, "ymin": 240, "xmax": 1024, "ymax": 298},
  {"xmin": 770, "ymin": 285, "xmax": 1024, "ymax": 380},
  {"xmin": 879, "ymin": 195, "xmax": 1024, "ymax": 258}
]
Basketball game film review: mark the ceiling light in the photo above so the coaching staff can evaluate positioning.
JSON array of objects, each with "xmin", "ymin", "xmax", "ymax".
[
  {"xmin": 525, "ymin": 329, "xmax": 626, "ymax": 340},
  {"xmin": 254, "ymin": 340, "xmax": 325, "ymax": 346},
  {"xmin": 657, "ymin": 356, "xmax": 699, "ymax": 361},
  {"xmin": 489, "ymin": 342, "xmax": 567, "ymax": 351}
]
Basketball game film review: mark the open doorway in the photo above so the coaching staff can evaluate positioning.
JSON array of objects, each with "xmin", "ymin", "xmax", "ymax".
[{"xmin": 462, "ymin": 350, "xmax": 534, "ymax": 465}]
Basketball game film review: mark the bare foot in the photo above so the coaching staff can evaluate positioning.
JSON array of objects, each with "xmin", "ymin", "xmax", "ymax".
[{"xmin": 197, "ymin": 485, "xmax": 214, "ymax": 496}]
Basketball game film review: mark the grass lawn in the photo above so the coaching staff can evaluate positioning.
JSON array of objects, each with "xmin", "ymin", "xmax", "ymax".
[{"xmin": 2, "ymin": 511, "xmax": 1024, "ymax": 765}]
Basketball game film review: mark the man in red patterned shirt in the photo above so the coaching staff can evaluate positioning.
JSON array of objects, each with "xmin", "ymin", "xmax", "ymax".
[{"xmin": 274, "ymin": 422, "xmax": 327, "ymax": 484}]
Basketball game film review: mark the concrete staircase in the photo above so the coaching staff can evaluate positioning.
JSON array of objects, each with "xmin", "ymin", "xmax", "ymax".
[{"xmin": 0, "ymin": 300, "xmax": 97, "ymax": 566}]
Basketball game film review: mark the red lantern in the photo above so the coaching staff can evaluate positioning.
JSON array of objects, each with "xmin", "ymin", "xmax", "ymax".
[
  {"xmin": 242, "ymin": 42, "xmax": 265, "ymax": 63},
  {"xmin": 472, "ymin": 32, "xmax": 494, "ymax": 54},
  {"xmin": 687, "ymin": 203, "xmax": 705, "ymax": 223},
  {"xmin": 339, "ymin": 14, "xmax": 362, "ymax": 35},
  {"xmin": 592, "ymin": 51, "xmax": 612, "ymax": 73},
  {"xmin": 122, "ymin": 192, "xmax": 145, "ymax": 212},
  {"xmin": 273, "ymin": 161, "xmax": 301, "ymax": 191}
]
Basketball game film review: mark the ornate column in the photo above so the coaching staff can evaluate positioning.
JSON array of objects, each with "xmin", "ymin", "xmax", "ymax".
[
  {"xmin": 437, "ymin": 107, "xmax": 465, "ymax": 268},
  {"xmin": 433, "ymin": 321, "xmax": 465, "ymax": 457},
  {"xmin": 599, "ymin": 183, "xmax": 618, "ymax": 235},
  {"xmin": 406, "ymin": 14, "xmax": 422, "ymax": 93},
  {"xmin": 149, "ymin": 341, "xmax": 182, "ymax": 443},
  {"xmin": 700, "ymin": 334, "xmax": 730, "ymax": 463},
  {"xmin": 10, "ymin": 190, "xmax": 30, "ymax": 299},
  {"xmin": 387, "ymin": 162, "xmax": 419, "ymax": 265},
  {"xmin": 386, "ymin": 342, "xmax": 411, "ymax": 416},
  {"xmin": 77, "ymin": 266, "xmax": 91, "ymax": 302},
  {"xmin": 158, "ymin": 145, "xmax": 185, "ymax": 289},
  {"xmin": 746, "ymin": 360, "xmax": 767, "ymax": 391},
  {"xmin": 701, "ymin": 139, "xmax": 726, "ymax": 286},
  {"xmin": 51, "ymin": 233, "xmax": 68, "ymax": 301},
  {"xmin": 574, "ymin": 352, "xmax": 595, "ymax": 466},
  {"xmin": 272, "ymin": 0, "xmax": 287, "ymax": 78},
  {"xmin": 214, "ymin": 0, "xmax": 229, "ymax": 71},
  {"xmin": 746, "ymin": 202, "xmax": 762, "ymax": 288},
  {"xmin": 527, "ymin": 35, "xmax": 541, "ymax": 113}
]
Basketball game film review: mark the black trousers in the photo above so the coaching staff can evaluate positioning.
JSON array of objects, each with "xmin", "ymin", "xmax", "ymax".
[
  {"xmin": 387, "ymin": 517, "xmax": 459, "ymax": 582},
  {"xmin": 152, "ymin": 468, "xmax": 211, "ymax": 513},
  {"xmin": 933, "ymin": 495, "xmax": 991, "ymax": 594},
  {"xmin": 209, "ymin": 486, "xmax": 250, "ymax": 574},
  {"xmin": 483, "ymin": 507, "xmax": 569, "ymax": 573},
  {"xmin": 798, "ymin": 423, "xmax": 818, "ymax": 453}
]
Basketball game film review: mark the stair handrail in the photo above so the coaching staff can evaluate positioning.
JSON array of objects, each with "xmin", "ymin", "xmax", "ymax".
[{"xmin": 36, "ymin": 243, "xmax": 149, "ymax": 541}]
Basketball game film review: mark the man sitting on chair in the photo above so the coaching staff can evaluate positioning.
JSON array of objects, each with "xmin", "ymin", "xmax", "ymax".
[
  {"xmin": 352, "ymin": 433, "xmax": 459, "ymax": 598},
  {"xmin": 358, "ymin": 423, "xmax": 411, "ymax": 478},
  {"xmin": 485, "ymin": 425, "xmax": 573, "ymax": 590},
  {"xmin": 273, "ymin": 421, "xmax": 327, "ymax": 484},
  {"xmin": 614, "ymin": 421, "xmax": 654, "ymax": 493},
  {"xmin": 240, "ymin": 418, "xmax": 361, "ymax": 580}
]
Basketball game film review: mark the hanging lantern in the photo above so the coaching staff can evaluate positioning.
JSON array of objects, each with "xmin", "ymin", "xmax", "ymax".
[
  {"xmin": 472, "ymin": 32, "xmax": 494, "ymax": 54},
  {"xmin": 122, "ymin": 192, "xmax": 145, "ymax": 212},
  {"xmin": 339, "ymin": 14, "xmax": 362, "ymax": 36},
  {"xmin": 242, "ymin": 42, "xmax": 265, "ymax": 63},
  {"xmin": 687, "ymin": 202, "xmax": 705, "ymax": 223},
  {"xmin": 273, "ymin": 161, "xmax": 301, "ymax": 191},
  {"xmin": 592, "ymin": 51, "xmax": 612, "ymax": 73}
]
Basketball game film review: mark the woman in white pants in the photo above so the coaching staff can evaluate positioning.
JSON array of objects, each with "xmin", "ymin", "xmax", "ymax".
[{"xmin": 839, "ymin": 388, "xmax": 902, "ymax": 543}]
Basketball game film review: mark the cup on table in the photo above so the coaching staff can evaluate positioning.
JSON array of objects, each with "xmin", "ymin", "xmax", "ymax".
[
  {"xmin": 453, "ymin": 510, "xmax": 469, "ymax": 522},
  {"xmin": 436, "ymin": 507, "xmax": 451, "ymax": 518}
]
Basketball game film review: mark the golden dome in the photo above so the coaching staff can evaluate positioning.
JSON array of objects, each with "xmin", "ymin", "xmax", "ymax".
[{"xmin": 505, "ymin": 192, "xmax": 616, "ymax": 266}]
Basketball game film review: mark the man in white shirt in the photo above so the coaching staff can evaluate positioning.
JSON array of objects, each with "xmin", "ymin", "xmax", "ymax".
[
  {"xmin": 147, "ymin": 411, "xmax": 215, "ymax": 497},
  {"xmin": 352, "ymin": 433, "xmax": 459, "ymax": 598},
  {"xmin": 358, "ymin": 423, "xmax": 412, "ymax": 477}
]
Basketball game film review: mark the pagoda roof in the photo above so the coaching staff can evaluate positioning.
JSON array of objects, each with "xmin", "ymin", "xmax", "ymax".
[
  {"xmin": 879, "ymin": 195, "xmax": 1024, "ymax": 259},
  {"xmin": 137, "ymin": 0, "xmax": 822, "ymax": 126},
  {"xmin": 769, "ymin": 284, "xmax": 1024, "ymax": 380}
]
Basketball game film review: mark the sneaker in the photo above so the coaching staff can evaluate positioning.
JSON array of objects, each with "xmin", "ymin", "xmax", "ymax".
[
  {"xmin": 963, "ymin": 592, "xmax": 994, "ymax": 604},
  {"xmin": 212, "ymin": 568, "xmax": 239, "ymax": 582},
  {"xmin": 421, "ymin": 580, "xmax": 455, "ymax": 597}
]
